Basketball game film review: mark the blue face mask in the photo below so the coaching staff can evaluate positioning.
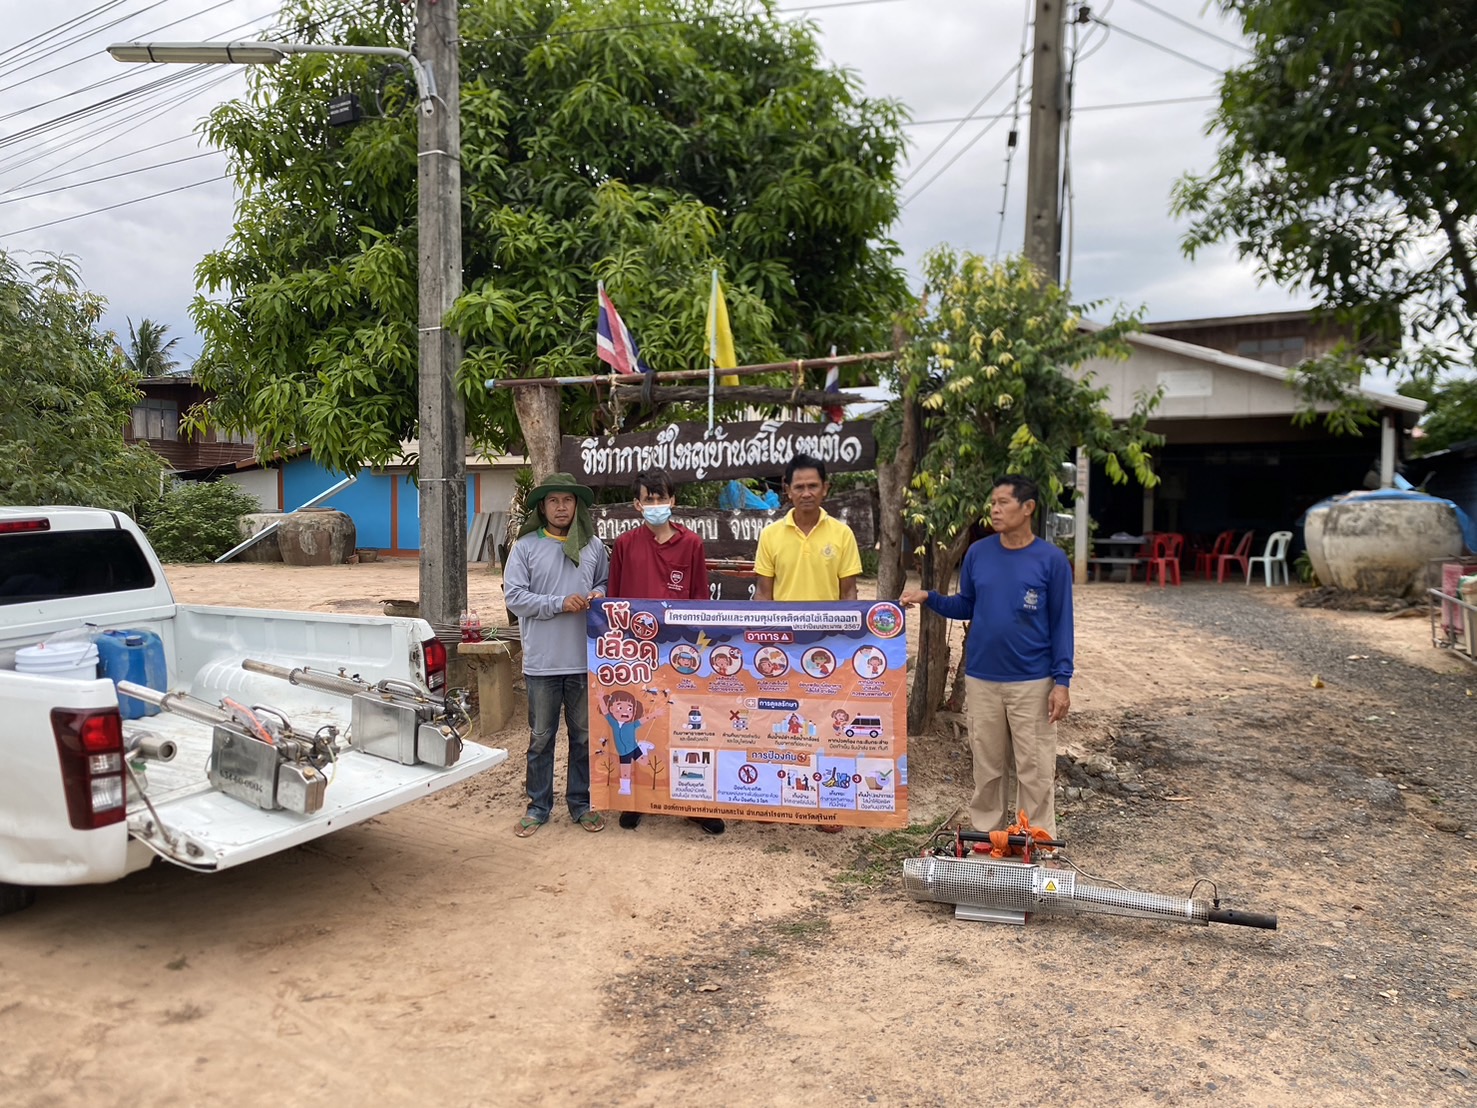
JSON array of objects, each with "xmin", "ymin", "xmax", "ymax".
[{"xmin": 642, "ymin": 504, "xmax": 673, "ymax": 526}]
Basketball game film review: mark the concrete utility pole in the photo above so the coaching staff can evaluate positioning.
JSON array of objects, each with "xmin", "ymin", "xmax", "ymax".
[
  {"xmin": 1023, "ymin": 0, "xmax": 1066, "ymax": 283},
  {"xmin": 416, "ymin": 0, "xmax": 467, "ymax": 631},
  {"xmin": 1021, "ymin": 0, "xmax": 1089, "ymax": 584}
]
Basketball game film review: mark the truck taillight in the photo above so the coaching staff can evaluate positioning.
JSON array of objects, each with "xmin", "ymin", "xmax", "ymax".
[
  {"xmin": 51, "ymin": 708, "xmax": 126, "ymax": 829},
  {"xmin": 422, "ymin": 636, "xmax": 447, "ymax": 692}
]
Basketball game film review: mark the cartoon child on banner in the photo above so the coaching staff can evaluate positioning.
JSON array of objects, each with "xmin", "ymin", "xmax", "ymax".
[{"xmin": 598, "ymin": 690, "xmax": 664, "ymax": 796}]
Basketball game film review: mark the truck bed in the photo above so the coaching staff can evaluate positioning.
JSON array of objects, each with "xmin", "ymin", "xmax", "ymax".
[{"xmin": 122, "ymin": 712, "xmax": 506, "ymax": 871}]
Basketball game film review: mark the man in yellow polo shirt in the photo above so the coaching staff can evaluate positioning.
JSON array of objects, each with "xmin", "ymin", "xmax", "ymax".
[{"xmin": 754, "ymin": 453, "xmax": 862, "ymax": 602}]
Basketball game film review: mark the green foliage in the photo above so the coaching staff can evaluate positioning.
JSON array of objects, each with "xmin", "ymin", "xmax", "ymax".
[
  {"xmin": 122, "ymin": 318, "xmax": 181, "ymax": 377},
  {"xmin": 0, "ymin": 250, "xmax": 165, "ymax": 512},
  {"xmin": 1293, "ymin": 548, "xmax": 1318, "ymax": 585},
  {"xmin": 894, "ymin": 250, "xmax": 1161, "ymax": 551},
  {"xmin": 1401, "ymin": 376, "xmax": 1477, "ymax": 456},
  {"xmin": 144, "ymin": 480, "xmax": 263, "ymax": 563},
  {"xmin": 191, "ymin": 0, "xmax": 910, "ymax": 471},
  {"xmin": 1173, "ymin": 1, "xmax": 1477, "ymax": 413}
]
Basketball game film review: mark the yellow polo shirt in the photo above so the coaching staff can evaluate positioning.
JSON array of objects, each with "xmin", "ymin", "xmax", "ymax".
[{"xmin": 754, "ymin": 510, "xmax": 863, "ymax": 601}]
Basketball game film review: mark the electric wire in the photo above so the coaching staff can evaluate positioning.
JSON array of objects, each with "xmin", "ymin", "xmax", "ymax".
[
  {"xmin": 993, "ymin": 0, "xmax": 1033, "ymax": 258},
  {"xmin": 0, "ymin": 150, "xmax": 220, "ymax": 206},
  {"xmin": 0, "ymin": 174, "xmax": 232, "ymax": 241},
  {"xmin": 0, "ymin": 1, "xmax": 131, "ymax": 68},
  {"xmin": 901, "ymin": 55, "xmax": 1027, "ymax": 189},
  {"xmin": 907, "ymin": 94, "xmax": 1216, "ymax": 126},
  {"xmin": 0, "ymin": 4, "xmax": 277, "ymax": 103},
  {"xmin": 1087, "ymin": 14, "xmax": 1226, "ymax": 74},
  {"xmin": 0, "ymin": 0, "xmax": 178, "ymax": 83},
  {"xmin": 1063, "ymin": 12, "xmax": 1082, "ymax": 286},
  {"xmin": 1122, "ymin": 0, "xmax": 1249, "ymax": 54},
  {"xmin": 0, "ymin": 8, "xmax": 278, "ymax": 186},
  {"xmin": 12, "ymin": 132, "xmax": 198, "ymax": 192},
  {"xmin": 0, "ymin": 66, "xmax": 238, "ymax": 181},
  {"xmin": 0, "ymin": 64, "xmax": 211, "ymax": 149}
]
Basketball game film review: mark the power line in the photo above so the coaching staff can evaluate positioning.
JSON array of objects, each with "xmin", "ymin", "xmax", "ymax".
[
  {"xmin": 0, "ymin": 66, "xmax": 236, "ymax": 180},
  {"xmin": 0, "ymin": 64, "xmax": 210, "ymax": 152},
  {"xmin": 907, "ymin": 94, "xmax": 1217, "ymax": 126},
  {"xmin": 0, "ymin": 174, "xmax": 231, "ymax": 240},
  {"xmin": 1087, "ymin": 15, "xmax": 1226, "ymax": 74},
  {"xmin": 0, "ymin": 150, "xmax": 221, "ymax": 206},
  {"xmin": 901, "ymin": 55, "xmax": 1027, "ymax": 187},
  {"xmin": 0, "ymin": 0, "xmax": 130, "ymax": 68},
  {"xmin": 11, "ymin": 132, "xmax": 198, "ymax": 191},
  {"xmin": 1121, "ymin": 0, "xmax": 1249, "ymax": 54},
  {"xmin": 994, "ymin": 0, "xmax": 1033, "ymax": 257},
  {"xmin": 0, "ymin": 0, "xmax": 177, "ymax": 84}
]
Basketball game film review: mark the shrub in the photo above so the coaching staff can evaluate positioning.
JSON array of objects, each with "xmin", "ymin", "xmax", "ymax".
[{"xmin": 145, "ymin": 480, "xmax": 263, "ymax": 563}]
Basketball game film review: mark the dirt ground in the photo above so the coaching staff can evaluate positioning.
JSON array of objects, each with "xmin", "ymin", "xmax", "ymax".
[{"xmin": 3, "ymin": 560, "xmax": 1475, "ymax": 1107}]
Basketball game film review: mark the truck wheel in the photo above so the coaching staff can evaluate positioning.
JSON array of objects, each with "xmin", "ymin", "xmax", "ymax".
[{"xmin": 0, "ymin": 882, "xmax": 36, "ymax": 916}]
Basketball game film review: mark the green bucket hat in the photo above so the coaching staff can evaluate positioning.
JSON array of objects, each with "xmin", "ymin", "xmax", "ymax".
[
  {"xmin": 517, "ymin": 472, "xmax": 597, "ymax": 563},
  {"xmin": 525, "ymin": 472, "xmax": 594, "ymax": 508}
]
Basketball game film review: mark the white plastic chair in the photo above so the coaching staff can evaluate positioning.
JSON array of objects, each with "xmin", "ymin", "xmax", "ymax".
[{"xmin": 1246, "ymin": 530, "xmax": 1293, "ymax": 586}]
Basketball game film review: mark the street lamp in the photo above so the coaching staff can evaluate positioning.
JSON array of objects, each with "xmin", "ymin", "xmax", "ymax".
[
  {"xmin": 107, "ymin": 4, "xmax": 468, "ymax": 638},
  {"xmin": 106, "ymin": 41, "xmax": 436, "ymax": 112}
]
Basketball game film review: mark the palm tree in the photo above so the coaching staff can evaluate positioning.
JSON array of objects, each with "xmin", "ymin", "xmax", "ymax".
[{"xmin": 122, "ymin": 318, "xmax": 182, "ymax": 377}]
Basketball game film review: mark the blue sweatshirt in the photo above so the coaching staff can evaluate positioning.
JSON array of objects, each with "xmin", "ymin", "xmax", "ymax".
[{"xmin": 926, "ymin": 535, "xmax": 1073, "ymax": 686}]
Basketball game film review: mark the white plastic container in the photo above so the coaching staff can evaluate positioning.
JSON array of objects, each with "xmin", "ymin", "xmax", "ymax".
[{"xmin": 15, "ymin": 641, "xmax": 99, "ymax": 681}]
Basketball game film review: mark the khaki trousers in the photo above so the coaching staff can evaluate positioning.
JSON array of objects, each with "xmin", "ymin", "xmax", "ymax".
[{"xmin": 963, "ymin": 675, "xmax": 1058, "ymax": 839}]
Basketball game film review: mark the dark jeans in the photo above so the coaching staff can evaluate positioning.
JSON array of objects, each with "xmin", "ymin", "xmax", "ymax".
[{"xmin": 524, "ymin": 672, "xmax": 591, "ymax": 823}]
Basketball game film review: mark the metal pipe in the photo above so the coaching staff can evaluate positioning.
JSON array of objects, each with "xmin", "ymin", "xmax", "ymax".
[
  {"xmin": 214, "ymin": 474, "xmax": 359, "ymax": 563},
  {"xmin": 117, "ymin": 681, "xmax": 237, "ymax": 729},
  {"xmin": 903, "ymin": 856, "xmax": 1276, "ymax": 930}
]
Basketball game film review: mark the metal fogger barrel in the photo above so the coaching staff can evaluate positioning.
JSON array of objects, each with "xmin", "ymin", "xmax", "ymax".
[
  {"xmin": 240, "ymin": 659, "xmax": 463, "ymax": 768},
  {"xmin": 903, "ymin": 855, "xmax": 1277, "ymax": 930},
  {"xmin": 116, "ymin": 681, "xmax": 331, "ymax": 816}
]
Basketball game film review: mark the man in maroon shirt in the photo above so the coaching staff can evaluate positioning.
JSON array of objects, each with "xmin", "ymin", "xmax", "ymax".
[{"xmin": 607, "ymin": 468, "xmax": 723, "ymax": 835}]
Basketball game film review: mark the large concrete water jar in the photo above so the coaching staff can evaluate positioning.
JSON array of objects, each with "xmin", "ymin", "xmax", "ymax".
[
  {"xmin": 1308, "ymin": 492, "xmax": 1463, "ymax": 597},
  {"xmin": 277, "ymin": 508, "xmax": 357, "ymax": 566}
]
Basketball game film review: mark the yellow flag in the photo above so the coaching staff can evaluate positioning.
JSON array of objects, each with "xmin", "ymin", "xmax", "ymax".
[{"xmin": 707, "ymin": 270, "xmax": 740, "ymax": 386}]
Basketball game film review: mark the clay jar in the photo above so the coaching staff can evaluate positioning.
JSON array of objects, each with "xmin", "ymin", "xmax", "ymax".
[
  {"xmin": 277, "ymin": 507, "xmax": 357, "ymax": 566},
  {"xmin": 1318, "ymin": 494, "xmax": 1462, "ymax": 597},
  {"xmin": 237, "ymin": 513, "xmax": 286, "ymax": 562}
]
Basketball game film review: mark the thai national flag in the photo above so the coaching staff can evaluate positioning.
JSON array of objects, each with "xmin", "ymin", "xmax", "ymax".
[
  {"xmin": 823, "ymin": 362, "xmax": 844, "ymax": 423},
  {"xmin": 595, "ymin": 281, "xmax": 650, "ymax": 374}
]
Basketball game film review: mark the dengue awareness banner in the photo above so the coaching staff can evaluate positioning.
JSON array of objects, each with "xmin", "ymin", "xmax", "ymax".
[{"xmin": 586, "ymin": 600, "xmax": 909, "ymax": 829}]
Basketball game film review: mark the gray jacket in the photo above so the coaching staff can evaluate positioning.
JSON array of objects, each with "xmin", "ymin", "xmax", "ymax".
[{"xmin": 503, "ymin": 533, "xmax": 609, "ymax": 676}]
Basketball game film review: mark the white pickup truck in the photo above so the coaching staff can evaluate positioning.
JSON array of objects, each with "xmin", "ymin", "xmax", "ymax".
[{"xmin": 0, "ymin": 506, "xmax": 508, "ymax": 916}]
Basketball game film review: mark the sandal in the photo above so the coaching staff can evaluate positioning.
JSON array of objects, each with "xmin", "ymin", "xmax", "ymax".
[
  {"xmin": 514, "ymin": 816, "xmax": 543, "ymax": 838},
  {"xmin": 576, "ymin": 809, "xmax": 606, "ymax": 833}
]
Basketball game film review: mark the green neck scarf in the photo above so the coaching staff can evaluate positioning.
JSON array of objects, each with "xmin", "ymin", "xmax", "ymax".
[{"xmin": 517, "ymin": 503, "xmax": 596, "ymax": 564}]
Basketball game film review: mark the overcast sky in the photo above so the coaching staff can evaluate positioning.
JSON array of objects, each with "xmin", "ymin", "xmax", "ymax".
[{"xmin": 1, "ymin": 0, "xmax": 1304, "ymax": 367}]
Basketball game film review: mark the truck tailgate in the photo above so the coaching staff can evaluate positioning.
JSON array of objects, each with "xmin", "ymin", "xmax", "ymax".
[{"xmin": 127, "ymin": 712, "xmax": 507, "ymax": 870}]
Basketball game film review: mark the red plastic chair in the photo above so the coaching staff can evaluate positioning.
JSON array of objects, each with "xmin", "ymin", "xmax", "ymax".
[
  {"xmin": 1194, "ymin": 530, "xmax": 1236, "ymax": 579},
  {"xmin": 1144, "ymin": 533, "xmax": 1183, "ymax": 587},
  {"xmin": 1214, "ymin": 530, "xmax": 1256, "ymax": 583}
]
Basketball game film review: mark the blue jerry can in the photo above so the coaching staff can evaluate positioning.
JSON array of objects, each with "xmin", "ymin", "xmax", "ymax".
[{"xmin": 96, "ymin": 629, "xmax": 167, "ymax": 720}]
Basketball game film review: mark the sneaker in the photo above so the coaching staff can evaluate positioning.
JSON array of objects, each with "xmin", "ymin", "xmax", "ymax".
[
  {"xmin": 688, "ymin": 817, "xmax": 726, "ymax": 835},
  {"xmin": 619, "ymin": 811, "xmax": 641, "ymax": 830}
]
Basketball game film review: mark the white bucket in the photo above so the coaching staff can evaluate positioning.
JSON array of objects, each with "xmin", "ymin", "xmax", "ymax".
[{"xmin": 15, "ymin": 641, "xmax": 99, "ymax": 681}]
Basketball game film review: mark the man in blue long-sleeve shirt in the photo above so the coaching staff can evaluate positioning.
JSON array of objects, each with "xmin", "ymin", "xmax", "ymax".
[{"xmin": 901, "ymin": 475, "xmax": 1072, "ymax": 838}]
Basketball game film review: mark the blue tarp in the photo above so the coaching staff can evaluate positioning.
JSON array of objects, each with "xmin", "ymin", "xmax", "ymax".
[{"xmin": 718, "ymin": 480, "xmax": 780, "ymax": 511}]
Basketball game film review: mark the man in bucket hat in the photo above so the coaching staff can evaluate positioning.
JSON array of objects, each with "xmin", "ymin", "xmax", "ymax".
[{"xmin": 503, "ymin": 473, "xmax": 609, "ymax": 836}]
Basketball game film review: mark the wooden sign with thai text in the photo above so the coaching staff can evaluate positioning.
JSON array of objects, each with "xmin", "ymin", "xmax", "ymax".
[{"xmin": 562, "ymin": 420, "xmax": 877, "ymax": 487}]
